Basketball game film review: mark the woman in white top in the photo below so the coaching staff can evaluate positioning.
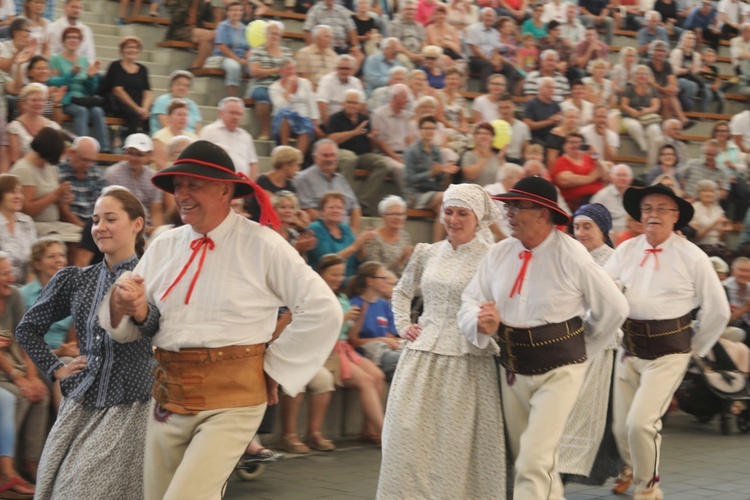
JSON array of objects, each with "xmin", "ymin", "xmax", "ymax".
[
  {"xmin": 152, "ymin": 99, "xmax": 199, "ymax": 171},
  {"xmin": 269, "ymin": 58, "xmax": 320, "ymax": 158},
  {"xmin": 611, "ymin": 46, "xmax": 638, "ymax": 96},
  {"xmin": 689, "ymin": 179, "xmax": 731, "ymax": 247},
  {"xmin": 542, "ymin": 0, "xmax": 568, "ymax": 23},
  {"xmin": 7, "ymin": 83, "xmax": 61, "ymax": 165},
  {"xmin": 22, "ymin": 0, "xmax": 49, "ymax": 57},
  {"xmin": 561, "ymin": 80, "xmax": 594, "ymax": 128}
]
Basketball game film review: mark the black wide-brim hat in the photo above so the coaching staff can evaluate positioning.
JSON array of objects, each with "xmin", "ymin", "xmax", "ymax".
[
  {"xmin": 492, "ymin": 175, "xmax": 571, "ymax": 225},
  {"xmin": 152, "ymin": 140, "xmax": 280, "ymax": 228},
  {"xmin": 623, "ymin": 183, "xmax": 694, "ymax": 229}
]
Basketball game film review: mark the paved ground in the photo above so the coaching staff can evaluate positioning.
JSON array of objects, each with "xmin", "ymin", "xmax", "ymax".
[{"xmin": 224, "ymin": 411, "xmax": 750, "ymax": 500}]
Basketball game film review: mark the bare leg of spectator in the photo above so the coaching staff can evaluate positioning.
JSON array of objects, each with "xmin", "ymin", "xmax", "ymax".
[
  {"xmin": 296, "ymin": 132, "xmax": 311, "ymax": 157},
  {"xmin": 0, "ymin": 147, "xmax": 8, "ymax": 173},
  {"xmin": 255, "ymin": 103, "xmax": 272, "ymax": 139},
  {"xmin": 279, "ymin": 118, "xmax": 291, "ymax": 145},
  {"xmin": 279, "ymin": 394, "xmax": 309, "ymax": 453},
  {"xmin": 190, "ymin": 28, "xmax": 215, "ymax": 69},
  {"xmin": 117, "ymin": 0, "xmax": 129, "ymax": 23},
  {"xmin": 305, "ymin": 392, "xmax": 334, "ymax": 450},
  {"xmin": 343, "ymin": 362, "xmax": 385, "ymax": 441},
  {"xmin": 429, "ymin": 191, "xmax": 446, "ymax": 243}
]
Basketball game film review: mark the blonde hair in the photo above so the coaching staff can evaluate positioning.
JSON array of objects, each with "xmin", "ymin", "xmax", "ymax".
[
  {"xmin": 273, "ymin": 190, "xmax": 300, "ymax": 211},
  {"xmin": 270, "ymin": 145, "xmax": 303, "ymax": 170},
  {"xmin": 20, "ymin": 82, "xmax": 48, "ymax": 101}
]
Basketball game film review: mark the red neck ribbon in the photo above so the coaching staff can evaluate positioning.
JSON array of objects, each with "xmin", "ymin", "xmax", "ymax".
[
  {"xmin": 639, "ymin": 248, "xmax": 663, "ymax": 270},
  {"xmin": 160, "ymin": 236, "xmax": 216, "ymax": 304},
  {"xmin": 509, "ymin": 250, "xmax": 532, "ymax": 298}
]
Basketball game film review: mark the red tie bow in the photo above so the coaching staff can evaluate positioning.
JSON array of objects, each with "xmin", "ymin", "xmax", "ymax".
[
  {"xmin": 509, "ymin": 250, "xmax": 532, "ymax": 298},
  {"xmin": 160, "ymin": 236, "xmax": 216, "ymax": 304},
  {"xmin": 640, "ymin": 247, "xmax": 663, "ymax": 270}
]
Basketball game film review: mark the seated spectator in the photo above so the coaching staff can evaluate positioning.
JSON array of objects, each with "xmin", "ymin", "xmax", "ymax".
[
  {"xmin": 493, "ymin": 0, "xmax": 530, "ymax": 23},
  {"xmin": 100, "ymin": 36, "xmax": 152, "ymax": 139},
  {"xmin": 561, "ymin": 80, "xmax": 593, "ymax": 128},
  {"xmin": 150, "ymin": 72, "xmax": 201, "ymax": 136},
  {"xmin": 551, "ymin": 132, "xmax": 607, "ymax": 212},
  {"xmin": 538, "ymin": 19, "xmax": 579, "ymax": 83},
  {"xmin": 591, "ymin": 162, "xmax": 632, "ymax": 234},
  {"xmin": 403, "ymin": 115, "xmax": 457, "ymax": 242},
  {"xmin": 407, "ymin": 95, "xmax": 458, "ymax": 165},
  {"xmin": 315, "ymin": 254, "xmax": 385, "ymax": 445},
  {"xmin": 616, "ymin": 213, "xmax": 644, "ymax": 245},
  {"xmin": 306, "ymin": 191, "xmax": 373, "ymax": 276},
  {"xmin": 163, "ymin": 0, "xmax": 214, "ymax": 69},
  {"xmin": 363, "ymin": 196, "xmax": 413, "ymax": 276},
  {"xmin": 371, "ymin": 83, "xmax": 413, "ymax": 185},
  {"xmin": 522, "ymin": 49, "xmax": 570, "ymax": 102},
  {"xmin": 542, "ymin": 0, "xmax": 568, "ymax": 23},
  {"xmin": 426, "ymin": 3, "xmax": 463, "ymax": 60},
  {"xmin": 637, "ymin": 10, "xmax": 670, "ymax": 54},
  {"xmin": 249, "ymin": 145, "xmax": 302, "ymax": 222},
  {"xmin": 418, "ymin": 45, "xmax": 446, "ymax": 90},
  {"xmin": 521, "ymin": 4, "xmax": 548, "ymax": 39},
  {"xmin": 152, "ymin": 100, "xmax": 199, "ymax": 170},
  {"xmin": 581, "ymin": 104, "xmax": 619, "ymax": 162},
  {"xmin": 199, "ymin": 97, "xmax": 259, "ymax": 178},
  {"xmin": 647, "ymin": 40, "xmax": 693, "ymax": 130},
  {"xmin": 684, "ymin": 0, "xmax": 719, "ymax": 52},
  {"xmin": 460, "ymin": 122, "xmax": 507, "ymax": 186},
  {"xmin": 406, "ymin": 68, "xmax": 438, "ymax": 104},
  {"xmin": 612, "ymin": 46, "xmax": 638, "ymax": 95},
  {"xmin": 560, "ymin": 5, "xmax": 586, "ymax": 45},
  {"xmin": 723, "ymin": 256, "xmax": 750, "ymax": 347},
  {"xmin": 616, "ymin": 0, "xmax": 648, "ymax": 30},
  {"xmin": 645, "ymin": 143, "xmax": 683, "ymax": 184},
  {"xmin": 713, "ymin": 121, "xmax": 746, "ymax": 187},
  {"xmin": 579, "ymin": 0, "xmax": 615, "ymax": 45},
  {"xmin": 575, "ymin": 26, "xmax": 608, "ymax": 71},
  {"xmin": 0, "ymin": 385, "xmax": 36, "ymax": 497},
  {"xmin": 648, "ymin": 118, "xmax": 688, "ymax": 167},
  {"xmin": 7, "ymin": 83, "xmax": 62, "ymax": 165},
  {"xmin": 0, "ymin": 174, "xmax": 36, "ymax": 283},
  {"xmin": 497, "ymin": 17, "xmax": 525, "ymax": 88},
  {"xmin": 700, "ymin": 47, "xmax": 725, "ymax": 113},
  {"xmin": 690, "ymin": 179, "xmax": 732, "ymax": 248},
  {"xmin": 471, "ymin": 74, "xmax": 506, "ymax": 123},
  {"xmin": 466, "ymin": 9, "xmax": 506, "ymax": 93},
  {"xmin": 351, "ymin": 0, "xmax": 378, "ymax": 53},
  {"xmin": 303, "ymin": 0, "xmax": 358, "ymax": 55},
  {"xmin": 294, "ymin": 139, "xmax": 362, "ymax": 228},
  {"xmin": 546, "ymin": 107, "xmax": 581, "ymax": 168},
  {"xmin": 446, "ymin": 0, "xmax": 478, "ymax": 35},
  {"xmin": 269, "ymin": 58, "xmax": 320, "ymax": 158},
  {"xmin": 389, "ymin": 0, "xmax": 425, "ymax": 69},
  {"xmin": 23, "ymin": 0, "xmax": 49, "ymax": 57},
  {"xmin": 206, "ymin": 1, "xmax": 250, "ymax": 98},
  {"xmin": 517, "ymin": 34, "xmax": 540, "ymax": 76},
  {"xmin": 523, "ymin": 76, "xmax": 563, "ymax": 145},
  {"xmin": 620, "ymin": 65, "xmax": 663, "ymax": 153},
  {"xmin": 363, "ymin": 38, "xmax": 405, "ymax": 97},
  {"xmin": 730, "ymin": 23, "xmax": 750, "ymax": 84},
  {"xmin": 57, "ymin": 136, "xmax": 105, "ymax": 228},
  {"xmin": 670, "ymin": 30, "xmax": 706, "ymax": 111},
  {"xmin": 317, "ymin": 55, "xmax": 364, "ymax": 126},
  {"xmin": 272, "ymin": 190, "xmax": 317, "ymax": 257},
  {"xmin": 0, "ymin": 1, "xmax": 16, "ymax": 39},
  {"xmin": 103, "ymin": 133, "xmax": 164, "ymax": 234},
  {"xmin": 247, "ymin": 21, "xmax": 292, "ymax": 140},
  {"xmin": 296, "ymin": 25, "xmax": 339, "ymax": 89},
  {"xmin": 484, "ymin": 163, "xmax": 525, "ymax": 238},
  {"xmin": 682, "ymin": 139, "xmax": 730, "ymax": 201},
  {"xmin": 48, "ymin": 26, "xmax": 110, "ymax": 153},
  {"xmin": 583, "ymin": 59, "xmax": 615, "ymax": 110},
  {"xmin": 5, "ymin": 55, "xmax": 67, "ymax": 125},
  {"xmin": 347, "ymin": 261, "xmax": 402, "ymax": 381},
  {"xmin": 0, "ymin": 18, "xmax": 36, "ymax": 79},
  {"xmin": 10, "ymin": 127, "xmax": 81, "ymax": 243},
  {"xmin": 0, "ymin": 252, "xmax": 50, "ymax": 483},
  {"xmin": 497, "ymin": 93, "xmax": 531, "ymax": 164},
  {"xmin": 45, "ymin": 0, "xmax": 94, "ymax": 61},
  {"xmin": 437, "ymin": 68, "xmax": 471, "ymax": 152},
  {"xmin": 415, "ymin": 0, "xmax": 438, "ymax": 25},
  {"xmin": 327, "ymin": 89, "xmax": 395, "ymax": 215}
]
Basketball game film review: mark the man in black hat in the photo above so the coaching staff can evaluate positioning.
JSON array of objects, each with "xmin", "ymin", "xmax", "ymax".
[
  {"xmin": 605, "ymin": 183, "xmax": 730, "ymax": 499},
  {"xmin": 458, "ymin": 176, "xmax": 628, "ymax": 500},
  {"xmin": 101, "ymin": 140, "xmax": 342, "ymax": 500}
]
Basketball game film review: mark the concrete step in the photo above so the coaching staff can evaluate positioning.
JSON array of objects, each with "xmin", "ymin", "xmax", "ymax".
[{"xmin": 52, "ymin": 9, "xmax": 104, "ymax": 24}]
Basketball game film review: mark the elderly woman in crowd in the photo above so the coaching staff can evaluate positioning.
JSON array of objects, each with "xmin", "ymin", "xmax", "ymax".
[
  {"xmin": 645, "ymin": 143, "xmax": 683, "ymax": 185},
  {"xmin": 418, "ymin": 45, "xmax": 446, "ymax": 89},
  {"xmin": 426, "ymin": 4, "xmax": 463, "ymax": 60},
  {"xmin": 669, "ymin": 30, "xmax": 704, "ymax": 109},
  {"xmin": 0, "ymin": 18, "xmax": 37, "ymax": 76},
  {"xmin": 9, "ymin": 127, "xmax": 80, "ymax": 244},
  {"xmin": 437, "ymin": 68, "xmax": 471, "ymax": 153},
  {"xmin": 307, "ymin": 192, "xmax": 375, "ymax": 278},
  {"xmin": 460, "ymin": 122, "xmax": 506, "ymax": 187},
  {"xmin": 611, "ymin": 46, "xmax": 638, "ymax": 96},
  {"xmin": 152, "ymin": 100, "xmax": 199, "ymax": 170},
  {"xmin": 269, "ymin": 58, "xmax": 320, "ymax": 158},
  {"xmin": 0, "ymin": 252, "xmax": 50, "ymax": 486},
  {"xmin": 584, "ymin": 59, "xmax": 615, "ymax": 108},
  {"xmin": 6, "ymin": 55, "xmax": 65, "ymax": 123},
  {"xmin": 363, "ymin": 196, "xmax": 413, "ymax": 276},
  {"xmin": 209, "ymin": 1, "xmax": 250, "ymax": 98},
  {"xmin": 546, "ymin": 107, "xmax": 581, "ymax": 167},
  {"xmin": 561, "ymin": 80, "xmax": 593, "ymax": 128},
  {"xmin": 150, "ymin": 70, "xmax": 202, "ymax": 135},
  {"xmin": 0, "ymin": 175, "xmax": 37, "ymax": 284},
  {"xmin": 248, "ymin": 21, "xmax": 293, "ymax": 140},
  {"xmin": 690, "ymin": 179, "xmax": 732, "ymax": 248},
  {"xmin": 408, "ymin": 95, "xmax": 459, "ymax": 165},
  {"xmin": 646, "ymin": 40, "xmax": 693, "ymax": 129},
  {"xmin": 48, "ymin": 26, "xmax": 110, "ymax": 153},
  {"xmin": 7, "ymin": 83, "xmax": 62, "ymax": 165},
  {"xmin": 407, "ymin": 68, "xmax": 438, "ymax": 102},
  {"xmin": 552, "ymin": 132, "xmax": 607, "ymax": 212},
  {"xmin": 620, "ymin": 64, "xmax": 662, "ymax": 153},
  {"xmin": 100, "ymin": 36, "xmax": 152, "ymax": 139},
  {"xmin": 378, "ymin": 183, "xmax": 505, "ymax": 499}
]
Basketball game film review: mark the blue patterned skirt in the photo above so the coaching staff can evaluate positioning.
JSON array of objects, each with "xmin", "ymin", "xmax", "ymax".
[{"xmin": 272, "ymin": 108, "xmax": 314, "ymax": 139}]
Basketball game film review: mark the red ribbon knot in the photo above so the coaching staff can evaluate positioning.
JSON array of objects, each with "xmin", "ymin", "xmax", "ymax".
[
  {"xmin": 160, "ymin": 236, "xmax": 216, "ymax": 304},
  {"xmin": 509, "ymin": 250, "xmax": 532, "ymax": 298},
  {"xmin": 639, "ymin": 247, "xmax": 662, "ymax": 270}
]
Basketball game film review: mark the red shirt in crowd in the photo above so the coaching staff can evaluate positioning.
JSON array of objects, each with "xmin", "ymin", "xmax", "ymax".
[{"xmin": 551, "ymin": 154, "xmax": 604, "ymax": 210}]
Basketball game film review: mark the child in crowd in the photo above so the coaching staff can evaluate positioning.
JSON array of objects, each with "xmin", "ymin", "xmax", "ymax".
[
  {"xmin": 516, "ymin": 33, "xmax": 539, "ymax": 76},
  {"xmin": 700, "ymin": 48, "xmax": 725, "ymax": 114}
]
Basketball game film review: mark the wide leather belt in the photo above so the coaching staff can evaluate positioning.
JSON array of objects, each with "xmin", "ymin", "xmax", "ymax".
[
  {"xmin": 622, "ymin": 314, "xmax": 692, "ymax": 360},
  {"xmin": 153, "ymin": 344, "xmax": 266, "ymax": 415},
  {"xmin": 498, "ymin": 317, "xmax": 586, "ymax": 375}
]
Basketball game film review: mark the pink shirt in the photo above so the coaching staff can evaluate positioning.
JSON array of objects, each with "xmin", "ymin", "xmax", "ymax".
[{"xmin": 416, "ymin": 0, "xmax": 437, "ymax": 25}]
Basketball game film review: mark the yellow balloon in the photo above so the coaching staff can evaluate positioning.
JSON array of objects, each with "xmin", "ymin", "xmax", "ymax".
[
  {"xmin": 491, "ymin": 119, "xmax": 512, "ymax": 150},
  {"xmin": 246, "ymin": 20, "xmax": 268, "ymax": 48}
]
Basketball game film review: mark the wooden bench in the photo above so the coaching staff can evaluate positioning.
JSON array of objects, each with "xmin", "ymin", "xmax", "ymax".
[
  {"xmin": 156, "ymin": 40, "xmax": 198, "ymax": 50},
  {"xmin": 96, "ymin": 153, "xmax": 126, "ymax": 163},
  {"xmin": 61, "ymin": 115, "xmax": 126, "ymax": 126},
  {"xmin": 614, "ymin": 28, "xmax": 731, "ymax": 47}
]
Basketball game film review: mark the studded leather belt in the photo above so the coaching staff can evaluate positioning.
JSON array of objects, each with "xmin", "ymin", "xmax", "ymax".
[{"xmin": 622, "ymin": 314, "xmax": 692, "ymax": 360}]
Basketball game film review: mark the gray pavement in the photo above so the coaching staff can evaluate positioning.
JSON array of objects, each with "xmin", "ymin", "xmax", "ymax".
[{"xmin": 224, "ymin": 411, "xmax": 750, "ymax": 499}]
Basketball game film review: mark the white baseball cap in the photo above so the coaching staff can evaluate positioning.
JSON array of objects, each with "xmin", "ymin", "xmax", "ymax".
[{"xmin": 123, "ymin": 133, "xmax": 153, "ymax": 152}]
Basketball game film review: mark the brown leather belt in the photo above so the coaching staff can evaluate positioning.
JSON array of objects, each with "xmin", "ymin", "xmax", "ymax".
[
  {"xmin": 153, "ymin": 344, "xmax": 266, "ymax": 415},
  {"xmin": 622, "ymin": 314, "xmax": 692, "ymax": 360},
  {"xmin": 498, "ymin": 317, "xmax": 587, "ymax": 375}
]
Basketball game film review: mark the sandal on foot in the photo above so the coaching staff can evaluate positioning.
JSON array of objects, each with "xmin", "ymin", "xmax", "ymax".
[
  {"xmin": 612, "ymin": 466, "xmax": 633, "ymax": 494},
  {"xmin": 0, "ymin": 476, "xmax": 35, "ymax": 499},
  {"xmin": 306, "ymin": 432, "xmax": 335, "ymax": 452},
  {"xmin": 278, "ymin": 434, "xmax": 310, "ymax": 454}
]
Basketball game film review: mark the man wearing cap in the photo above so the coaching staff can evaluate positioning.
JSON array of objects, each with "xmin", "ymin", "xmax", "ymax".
[
  {"xmin": 104, "ymin": 133, "xmax": 164, "ymax": 235},
  {"xmin": 100, "ymin": 140, "xmax": 342, "ymax": 500},
  {"xmin": 605, "ymin": 183, "xmax": 730, "ymax": 498},
  {"xmin": 458, "ymin": 176, "xmax": 629, "ymax": 500}
]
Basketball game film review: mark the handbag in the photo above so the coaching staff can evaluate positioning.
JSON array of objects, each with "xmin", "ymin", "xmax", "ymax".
[
  {"xmin": 639, "ymin": 113, "xmax": 662, "ymax": 127},
  {"xmin": 71, "ymin": 96, "xmax": 106, "ymax": 108}
]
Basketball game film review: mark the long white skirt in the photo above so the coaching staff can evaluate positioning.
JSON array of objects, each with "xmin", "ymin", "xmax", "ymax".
[{"xmin": 377, "ymin": 349, "xmax": 507, "ymax": 500}]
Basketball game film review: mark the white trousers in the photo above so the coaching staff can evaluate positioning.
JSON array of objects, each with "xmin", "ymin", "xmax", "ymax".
[
  {"xmin": 612, "ymin": 349, "xmax": 691, "ymax": 490},
  {"xmin": 144, "ymin": 400, "xmax": 267, "ymax": 500},
  {"xmin": 502, "ymin": 362, "xmax": 588, "ymax": 500}
]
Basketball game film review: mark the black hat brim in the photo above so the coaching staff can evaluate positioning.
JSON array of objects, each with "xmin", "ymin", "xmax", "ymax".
[
  {"xmin": 623, "ymin": 184, "xmax": 694, "ymax": 230},
  {"xmin": 152, "ymin": 161, "xmax": 255, "ymax": 199},
  {"xmin": 493, "ymin": 191, "xmax": 571, "ymax": 226}
]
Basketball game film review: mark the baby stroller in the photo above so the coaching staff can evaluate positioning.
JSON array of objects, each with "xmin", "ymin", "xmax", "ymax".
[{"xmin": 675, "ymin": 342, "xmax": 750, "ymax": 435}]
